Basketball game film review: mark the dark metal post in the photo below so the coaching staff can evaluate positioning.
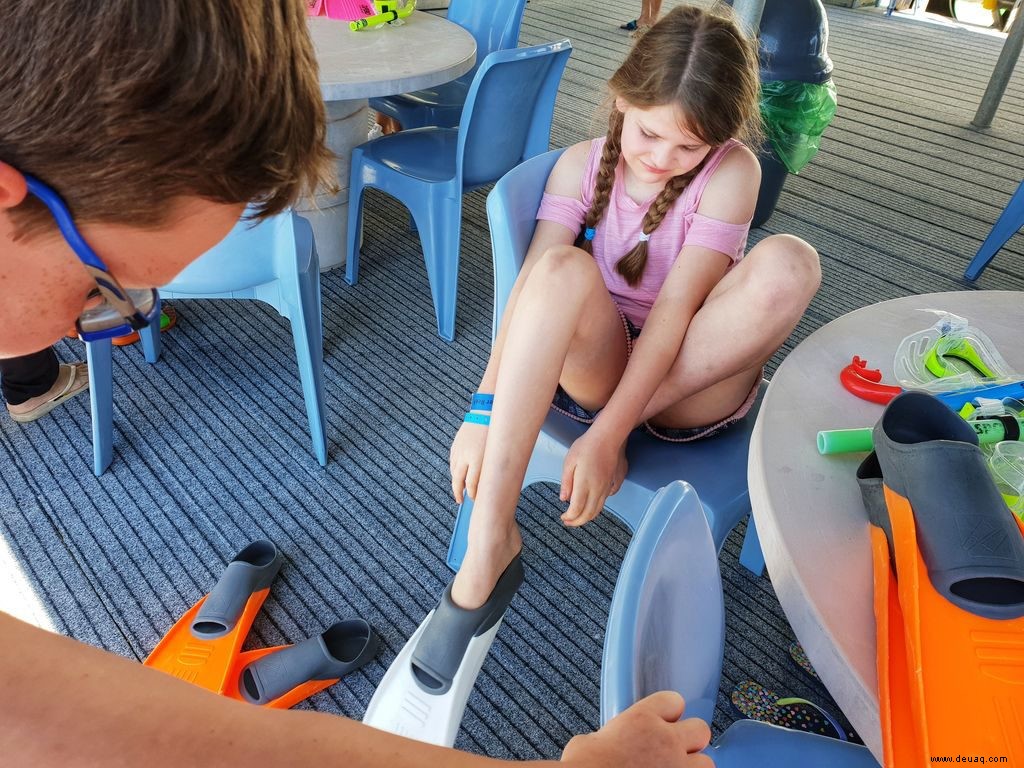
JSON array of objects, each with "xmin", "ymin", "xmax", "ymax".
[{"xmin": 972, "ymin": 12, "xmax": 1024, "ymax": 129}]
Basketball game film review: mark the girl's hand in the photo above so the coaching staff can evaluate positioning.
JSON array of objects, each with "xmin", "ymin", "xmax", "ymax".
[
  {"xmin": 560, "ymin": 429, "xmax": 628, "ymax": 526},
  {"xmin": 560, "ymin": 692, "xmax": 713, "ymax": 768},
  {"xmin": 449, "ymin": 421, "xmax": 488, "ymax": 504}
]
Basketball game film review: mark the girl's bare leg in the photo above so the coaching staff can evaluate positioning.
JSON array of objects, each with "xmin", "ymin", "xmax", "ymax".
[
  {"xmin": 643, "ymin": 234, "xmax": 820, "ymax": 427},
  {"xmin": 451, "ymin": 246, "xmax": 627, "ymax": 609},
  {"xmin": 639, "ymin": 0, "xmax": 663, "ymax": 26}
]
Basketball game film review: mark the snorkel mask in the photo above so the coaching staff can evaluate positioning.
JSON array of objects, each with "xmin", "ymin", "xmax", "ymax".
[{"xmin": 23, "ymin": 174, "xmax": 159, "ymax": 341}]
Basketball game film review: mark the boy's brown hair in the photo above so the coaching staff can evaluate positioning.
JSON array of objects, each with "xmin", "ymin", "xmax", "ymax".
[
  {"xmin": 0, "ymin": 0, "xmax": 335, "ymax": 235},
  {"xmin": 580, "ymin": 3, "xmax": 762, "ymax": 286}
]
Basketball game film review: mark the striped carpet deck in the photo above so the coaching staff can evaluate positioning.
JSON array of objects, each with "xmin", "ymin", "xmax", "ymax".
[{"xmin": 1, "ymin": 0, "xmax": 1022, "ymax": 759}]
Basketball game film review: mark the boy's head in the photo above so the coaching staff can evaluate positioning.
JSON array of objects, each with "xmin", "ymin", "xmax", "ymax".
[{"xmin": 0, "ymin": 0, "xmax": 334, "ymax": 357}]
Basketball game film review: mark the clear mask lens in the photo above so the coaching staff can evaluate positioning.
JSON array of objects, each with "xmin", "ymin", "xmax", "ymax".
[{"xmin": 76, "ymin": 288, "xmax": 159, "ymax": 340}]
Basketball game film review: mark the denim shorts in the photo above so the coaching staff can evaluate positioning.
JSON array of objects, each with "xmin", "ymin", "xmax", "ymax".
[{"xmin": 550, "ymin": 305, "xmax": 759, "ymax": 443}]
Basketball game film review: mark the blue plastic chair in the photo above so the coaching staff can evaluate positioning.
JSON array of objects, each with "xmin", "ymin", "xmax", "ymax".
[
  {"xmin": 369, "ymin": 0, "xmax": 528, "ymax": 131},
  {"xmin": 446, "ymin": 149, "xmax": 766, "ymax": 576},
  {"xmin": 85, "ymin": 211, "xmax": 327, "ymax": 475},
  {"xmin": 345, "ymin": 40, "xmax": 573, "ymax": 342},
  {"xmin": 964, "ymin": 179, "xmax": 1024, "ymax": 280},
  {"xmin": 601, "ymin": 481, "xmax": 880, "ymax": 768}
]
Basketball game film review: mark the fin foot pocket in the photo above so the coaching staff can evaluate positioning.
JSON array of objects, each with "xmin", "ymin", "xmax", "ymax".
[{"xmin": 410, "ymin": 555, "xmax": 524, "ymax": 695}]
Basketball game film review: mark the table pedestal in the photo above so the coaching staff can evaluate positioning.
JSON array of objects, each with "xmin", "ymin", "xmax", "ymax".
[{"xmin": 295, "ymin": 99, "xmax": 371, "ymax": 272}]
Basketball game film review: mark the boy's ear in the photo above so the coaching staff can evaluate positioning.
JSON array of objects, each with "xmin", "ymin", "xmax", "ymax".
[{"xmin": 0, "ymin": 163, "xmax": 28, "ymax": 209}]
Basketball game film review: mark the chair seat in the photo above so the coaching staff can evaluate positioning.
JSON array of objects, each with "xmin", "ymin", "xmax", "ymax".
[
  {"xmin": 534, "ymin": 402, "xmax": 757, "ymax": 540},
  {"xmin": 361, "ymin": 128, "xmax": 459, "ymax": 183},
  {"xmin": 371, "ymin": 79, "xmax": 470, "ymax": 115},
  {"xmin": 447, "ymin": 382, "xmax": 767, "ymax": 575}
]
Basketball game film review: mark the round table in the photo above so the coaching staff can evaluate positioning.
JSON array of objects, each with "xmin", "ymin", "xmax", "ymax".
[
  {"xmin": 747, "ymin": 290, "xmax": 1024, "ymax": 762},
  {"xmin": 303, "ymin": 13, "xmax": 475, "ymax": 270}
]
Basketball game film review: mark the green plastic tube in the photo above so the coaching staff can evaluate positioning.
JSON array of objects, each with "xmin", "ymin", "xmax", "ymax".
[{"xmin": 817, "ymin": 416, "xmax": 1024, "ymax": 455}]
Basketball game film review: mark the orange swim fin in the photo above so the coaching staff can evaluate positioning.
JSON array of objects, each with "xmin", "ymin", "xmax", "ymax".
[
  {"xmin": 859, "ymin": 392, "xmax": 1024, "ymax": 765},
  {"xmin": 221, "ymin": 619, "xmax": 380, "ymax": 709},
  {"xmin": 144, "ymin": 540, "xmax": 283, "ymax": 694}
]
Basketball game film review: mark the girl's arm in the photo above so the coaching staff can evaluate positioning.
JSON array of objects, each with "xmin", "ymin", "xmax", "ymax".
[{"xmin": 590, "ymin": 145, "xmax": 760, "ymax": 445}]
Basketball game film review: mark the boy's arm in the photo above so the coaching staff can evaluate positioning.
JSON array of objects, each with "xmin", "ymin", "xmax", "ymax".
[{"xmin": 0, "ymin": 612, "xmax": 711, "ymax": 767}]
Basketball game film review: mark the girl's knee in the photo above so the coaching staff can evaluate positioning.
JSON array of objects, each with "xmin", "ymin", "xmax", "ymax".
[
  {"xmin": 746, "ymin": 234, "xmax": 821, "ymax": 307},
  {"xmin": 531, "ymin": 244, "xmax": 602, "ymax": 287}
]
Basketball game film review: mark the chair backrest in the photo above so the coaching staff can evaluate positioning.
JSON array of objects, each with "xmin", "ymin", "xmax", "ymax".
[
  {"xmin": 457, "ymin": 40, "xmax": 572, "ymax": 191},
  {"xmin": 160, "ymin": 210, "xmax": 297, "ymax": 295},
  {"xmin": 485, "ymin": 147, "xmax": 565, "ymax": 337},
  {"xmin": 599, "ymin": 481, "xmax": 726, "ymax": 726},
  {"xmin": 448, "ymin": 0, "xmax": 529, "ymax": 85}
]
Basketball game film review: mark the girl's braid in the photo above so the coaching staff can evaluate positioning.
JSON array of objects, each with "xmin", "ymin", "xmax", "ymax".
[
  {"xmin": 616, "ymin": 157, "xmax": 709, "ymax": 286},
  {"xmin": 578, "ymin": 109, "xmax": 624, "ymax": 254}
]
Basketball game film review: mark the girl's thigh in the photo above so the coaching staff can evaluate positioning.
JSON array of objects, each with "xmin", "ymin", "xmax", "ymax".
[{"xmin": 557, "ymin": 286, "xmax": 630, "ymax": 411}]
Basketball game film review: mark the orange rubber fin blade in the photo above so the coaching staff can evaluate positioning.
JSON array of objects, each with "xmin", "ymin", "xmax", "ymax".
[
  {"xmin": 869, "ymin": 525, "xmax": 925, "ymax": 768},
  {"xmin": 144, "ymin": 540, "xmax": 283, "ymax": 695},
  {"xmin": 869, "ymin": 393, "xmax": 1024, "ymax": 763},
  {"xmin": 144, "ymin": 587, "xmax": 273, "ymax": 694}
]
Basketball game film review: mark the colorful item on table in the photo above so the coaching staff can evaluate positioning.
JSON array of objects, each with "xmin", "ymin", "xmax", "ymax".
[
  {"xmin": 350, "ymin": 0, "xmax": 416, "ymax": 30},
  {"xmin": 840, "ymin": 356, "xmax": 1024, "ymax": 410},
  {"xmin": 892, "ymin": 310, "xmax": 1015, "ymax": 394},
  {"xmin": 307, "ymin": 0, "xmax": 376, "ymax": 20},
  {"xmin": 857, "ymin": 392, "xmax": 1024, "ymax": 765},
  {"xmin": 817, "ymin": 413, "xmax": 1024, "ymax": 455}
]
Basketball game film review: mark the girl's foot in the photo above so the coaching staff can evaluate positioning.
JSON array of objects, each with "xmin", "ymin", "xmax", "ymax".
[{"xmin": 451, "ymin": 528, "xmax": 523, "ymax": 610}]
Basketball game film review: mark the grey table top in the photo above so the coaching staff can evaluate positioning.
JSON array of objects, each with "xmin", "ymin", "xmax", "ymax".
[
  {"xmin": 748, "ymin": 290, "xmax": 1024, "ymax": 761},
  {"xmin": 309, "ymin": 12, "xmax": 476, "ymax": 102}
]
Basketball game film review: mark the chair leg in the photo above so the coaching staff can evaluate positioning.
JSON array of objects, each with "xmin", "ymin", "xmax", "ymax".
[
  {"xmin": 345, "ymin": 147, "xmax": 367, "ymax": 287},
  {"xmin": 139, "ymin": 295, "xmax": 161, "ymax": 364},
  {"xmin": 291, "ymin": 223, "xmax": 329, "ymax": 466},
  {"xmin": 85, "ymin": 338, "xmax": 114, "ymax": 476},
  {"xmin": 738, "ymin": 513, "xmax": 766, "ymax": 577},
  {"xmin": 414, "ymin": 191, "xmax": 462, "ymax": 342},
  {"xmin": 964, "ymin": 180, "xmax": 1024, "ymax": 281}
]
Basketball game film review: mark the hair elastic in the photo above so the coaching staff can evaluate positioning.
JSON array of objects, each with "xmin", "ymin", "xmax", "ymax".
[
  {"xmin": 583, "ymin": 227, "xmax": 596, "ymax": 241},
  {"xmin": 638, "ymin": 231, "xmax": 650, "ymax": 243}
]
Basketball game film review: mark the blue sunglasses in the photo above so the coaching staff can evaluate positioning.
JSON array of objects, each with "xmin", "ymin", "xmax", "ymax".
[{"xmin": 23, "ymin": 175, "xmax": 159, "ymax": 341}]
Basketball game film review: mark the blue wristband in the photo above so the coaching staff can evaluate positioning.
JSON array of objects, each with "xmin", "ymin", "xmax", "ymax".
[
  {"xmin": 470, "ymin": 393, "xmax": 494, "ymax": 412},
  {"xmin": 464, "ymin": 412, "xmax": 491, "ymax": 426}
]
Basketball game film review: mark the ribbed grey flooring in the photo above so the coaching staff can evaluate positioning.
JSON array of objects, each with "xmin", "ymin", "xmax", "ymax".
[{"xmin": 1, "ymin": 1, "xmax": 1022, "ymax": 759}]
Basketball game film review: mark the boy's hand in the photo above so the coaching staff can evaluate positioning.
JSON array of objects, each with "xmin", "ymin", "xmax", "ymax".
[
  {"xmin": 450, "ymin": 421, "xmax": 488, "ymax": 503},
  {"xmin": 560, "ymin": 430, "xmax": 627, "ymax": 527},
  {"xmin": 561, "ymin": 692, "xmax": 713, "ymax": 768}
]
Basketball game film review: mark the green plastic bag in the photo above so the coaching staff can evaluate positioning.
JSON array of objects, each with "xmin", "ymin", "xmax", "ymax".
[{"xmin": 760, "ymin": 79, "xmax": 838, "ymax": 174}]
